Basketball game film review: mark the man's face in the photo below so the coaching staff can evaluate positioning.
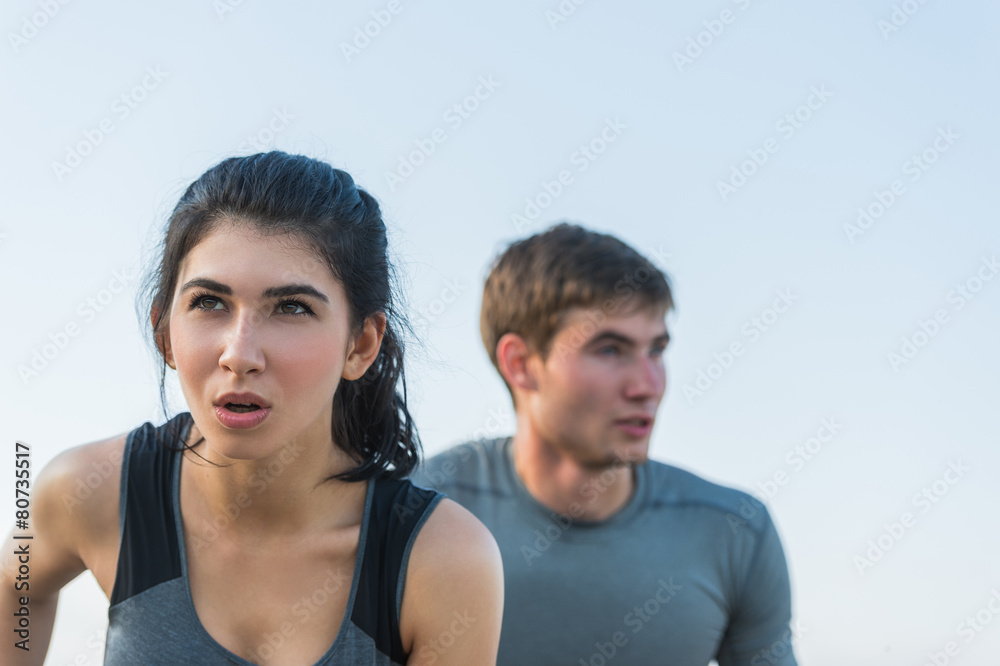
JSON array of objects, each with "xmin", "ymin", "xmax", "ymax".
[{"xmin": 522, "ymin": 304, "xmax": 669, "ymax": 469}]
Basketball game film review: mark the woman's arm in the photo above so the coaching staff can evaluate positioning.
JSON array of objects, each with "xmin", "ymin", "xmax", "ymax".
[
  {"xmin": 1, "ymin": 436, "xmax": 124, "ymax": 666},
  {"xmin": 400, "ymin": 498, "xmax": 504, "ymax": 666}
]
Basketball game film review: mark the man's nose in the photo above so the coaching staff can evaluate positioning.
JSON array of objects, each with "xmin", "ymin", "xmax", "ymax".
[{"xmin": 625, "ymin": 356, "xmax": 665, "ymax": 401}]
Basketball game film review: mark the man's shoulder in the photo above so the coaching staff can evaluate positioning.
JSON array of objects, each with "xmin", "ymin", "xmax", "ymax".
[
  {"xmin": 409, "ymin": 438, "xmax": 511, "ymax": 495},
  {"xmin": 642, "ymin": 459, "xmax": 774, "ymax": 533}
]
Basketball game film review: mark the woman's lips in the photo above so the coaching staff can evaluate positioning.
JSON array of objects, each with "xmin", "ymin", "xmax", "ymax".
[{"xmin": 214, "ymin": 404, "xmax": 271, "ymax": 429}]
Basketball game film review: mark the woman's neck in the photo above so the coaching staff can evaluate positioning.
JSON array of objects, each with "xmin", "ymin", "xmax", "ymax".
[{"xmin": 181, "ymin": 421, "xmax": 367, "ymax": 541}]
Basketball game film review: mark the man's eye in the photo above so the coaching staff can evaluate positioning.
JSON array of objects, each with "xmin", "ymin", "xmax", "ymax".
[{"xmin": 597, "ymin": 346, "xmax": 621, "ymax": 357}]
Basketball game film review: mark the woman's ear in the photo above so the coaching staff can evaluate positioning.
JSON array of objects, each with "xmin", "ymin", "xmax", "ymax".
[
  {"xmin": 151, "ymin": 307, "xmax": 176, "ymax": 370},
  {"xmin": 343, "ymin": 313, "xmax": 386, "ymax": 380},
  {"xmin": 496, "ymin": 332, "xmax": 538, "ymax": 394}
]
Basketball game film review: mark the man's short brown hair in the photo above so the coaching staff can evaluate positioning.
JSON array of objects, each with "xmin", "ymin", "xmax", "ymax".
[{"xmin": 481, "ymin": 223, "xmax": 673, "ymax": 375}]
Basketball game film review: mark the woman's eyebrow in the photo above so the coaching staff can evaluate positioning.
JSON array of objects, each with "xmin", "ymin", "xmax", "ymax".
[
  {"xmin": 180, "ymin": 277, "xmax": 231, "ymax": 295},
  {"xmin": 262, "ymin": 284, "xmax": 329, "ymax": 303},
  {"xmin": 180, "ymin": 277, "xmax": 329, "ymax": 303}
]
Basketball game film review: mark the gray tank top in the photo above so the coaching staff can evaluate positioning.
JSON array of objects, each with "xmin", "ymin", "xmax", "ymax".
[{"xmin": 104, "ymin": 413, "xmax": 442, "ymax": 665}]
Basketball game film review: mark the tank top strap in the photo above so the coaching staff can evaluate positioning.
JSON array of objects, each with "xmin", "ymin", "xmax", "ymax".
[
  {"xmin": 109, "ymin": 412, "xmax": 193, "ymax": 607},
  {"xmin": 352, "ymin": 477, "xmax": 444, "ymax": 662}
]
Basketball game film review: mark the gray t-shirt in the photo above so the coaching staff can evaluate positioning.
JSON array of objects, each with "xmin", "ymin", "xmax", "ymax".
[{"xmin": 410, "ymin": 438, "xmax": 798, "ymax": 666}]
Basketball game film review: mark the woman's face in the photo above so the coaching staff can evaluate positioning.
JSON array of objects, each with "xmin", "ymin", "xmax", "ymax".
[{"xmin": 162, "ymin": 221, "xmax": 372, "ymax": 461}]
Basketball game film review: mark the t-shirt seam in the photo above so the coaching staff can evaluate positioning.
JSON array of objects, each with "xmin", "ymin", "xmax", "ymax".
[
  {"xmin": 431, "ymin": 460, "xmax": 767, "ymax": 538},
  {"xmin": 646, "ymin": 499, "xmax": 768, "ymax": 537},
  {"xmin": 729, "ymin": 509, "xmax": 771, "ymax": 627},
  {"xmin": 428, "ymin": 480, "xmax": 513, "ymax": 498}
]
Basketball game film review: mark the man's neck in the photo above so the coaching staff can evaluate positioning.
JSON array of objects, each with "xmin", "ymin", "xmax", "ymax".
[{"xmin": 510, "ymin": 423, "xmax": 636, "ymax": 522}]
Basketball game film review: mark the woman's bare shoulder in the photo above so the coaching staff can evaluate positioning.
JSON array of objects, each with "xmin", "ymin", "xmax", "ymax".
[
  {"xmin": 1, "ymin": 433, "xmax": 129, "ymax": 599},
  {"xmin": 400, "ymin": 498, "xmax": 503, "ymax": 665},
  {"xmin": 37, "ymin": 433, "xmax": 129, "ymax": 540},
  {"xmin": 409, "ymin": 498, "xmax": 501, "ymax": 567}
]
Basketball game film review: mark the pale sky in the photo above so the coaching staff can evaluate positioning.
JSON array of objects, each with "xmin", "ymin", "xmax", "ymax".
[{"xmin": 2, "ymin": 1, "xmax": 999, "ymax": 664}]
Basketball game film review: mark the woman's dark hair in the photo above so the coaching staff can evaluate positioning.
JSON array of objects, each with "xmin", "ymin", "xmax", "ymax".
[{"xmin": 139, "ymin": 151, "xmax": 419, "ymax": 481}]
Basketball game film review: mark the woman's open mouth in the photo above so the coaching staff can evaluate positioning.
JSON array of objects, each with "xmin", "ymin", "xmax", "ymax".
[
  {"xmin": 214, "ymin": 395, "xmax": 271, "ymax": 429},
  {"xmin": 226, "ymin": 402, "xmax": 261, "ymax": 413}
]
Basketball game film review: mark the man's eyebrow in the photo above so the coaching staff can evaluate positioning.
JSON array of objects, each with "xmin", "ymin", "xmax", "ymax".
[
  {"xmin": 586, "ymin": 331, "xmax": 636, "ymax": 347},
  {"xmin": 585, "ymin": 331, "xmax": 671, "ymax": 347},
  {"xmin": 180, "ymin": 278, "xmax": 329, "ymax": 303}
]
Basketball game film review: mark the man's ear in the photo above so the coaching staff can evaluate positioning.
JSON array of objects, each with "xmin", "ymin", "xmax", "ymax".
[
  {"xmin": 343, "ymin": 313, "xmax": 386, "ymax": 380},
  {"xmin": 151, "ymin": 307, "xmax": 176, "ymax": 370},
  {"xmin": 496, "ymin": 333, "xmax": 539, "ymax": 394}
]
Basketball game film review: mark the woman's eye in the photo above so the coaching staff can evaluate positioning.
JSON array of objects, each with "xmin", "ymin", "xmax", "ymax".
[
  {"xmin": 277, "ymin": 300, "xmax": 311, "ymax": 315},
  {"xmin": 197, "ymin": 296, "xmax": 223, "ymax": 310}
]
